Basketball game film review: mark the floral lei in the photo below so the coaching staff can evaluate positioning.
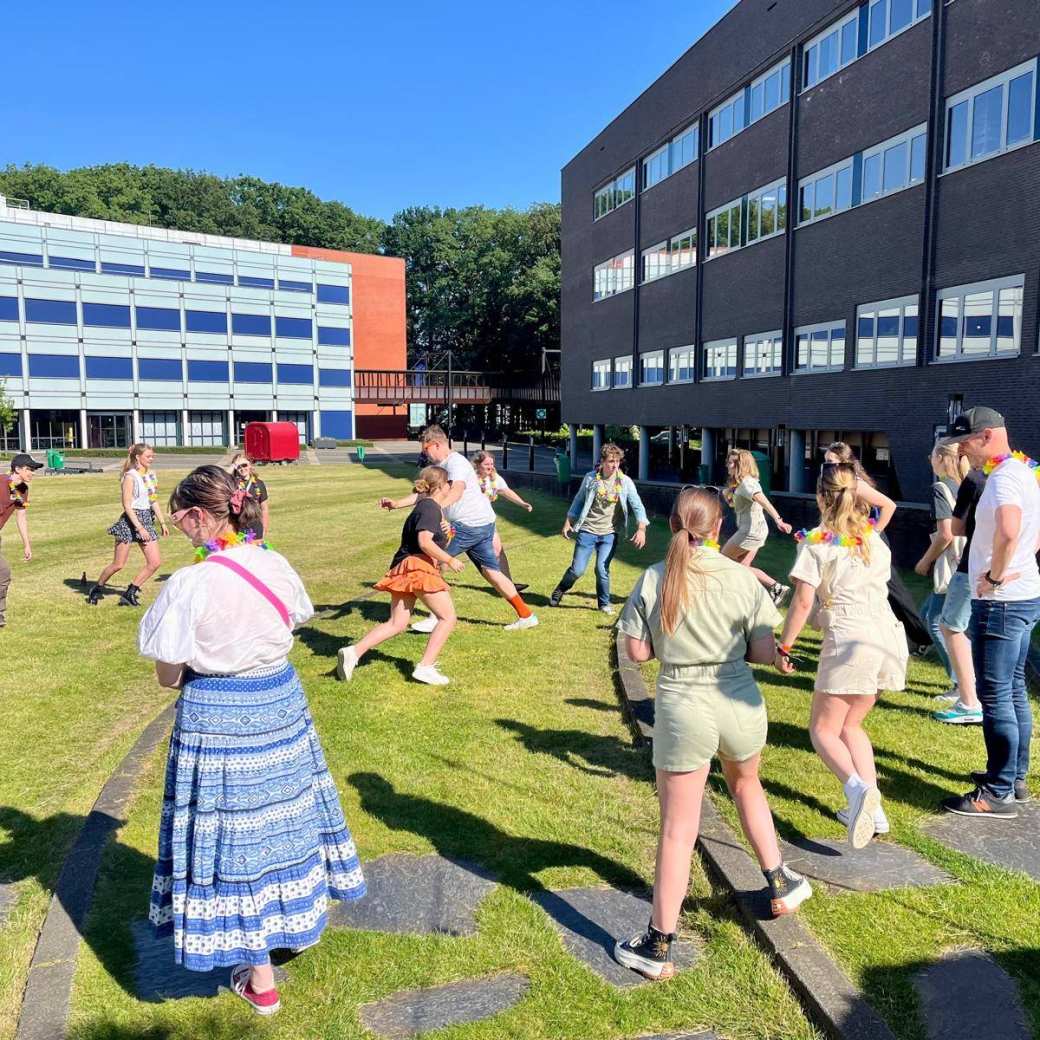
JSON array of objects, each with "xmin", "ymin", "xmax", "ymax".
[
  {"xmin": 694, "ymin": 537, "xmax": 720, "ymax": 551},
  {"xmin": 237, "ymin": 474, "xmax": 259, "ymax": 497},
  {"xmin": 983, "ymin": 450, "xmax": 1040, "ymax": 480},
  {"xmin": 478, "ymin": 473, "xmax": 499, "ymax": 502},
  {"xmin": 7, "ymin": 476, "xmax": 28, "ymax": 510},
  {"xmin": 594, "ymin": 471, "xmax": 623, "ymax": 505},
  {"xmin": 795, "ymin": 517, "xmax": 878, "ymax": 547},
  {"xmin": 194, "ymin": 529, "xmax": 271, "ymax": 562},
  {"xmin": 142, "ymin": 470, "xmax": 158, "ymax": 505}
]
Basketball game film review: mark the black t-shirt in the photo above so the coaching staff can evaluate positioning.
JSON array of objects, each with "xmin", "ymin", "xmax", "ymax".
[
  {"xmin": 391, "ymin": 498, "xmax": 447, "ymax": 568},
  {"xmin": 953, "ymin": 469, "xmax": 986, "ymax": 574},
  {"xmin": 239, "ymin": 477, "xmax": 268, "ymax": 504}
]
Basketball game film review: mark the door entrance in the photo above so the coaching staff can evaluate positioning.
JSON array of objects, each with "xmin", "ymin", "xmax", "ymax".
[{"xmin": 88, "ymin": 412, "xmax": 133, "ymax": 449}]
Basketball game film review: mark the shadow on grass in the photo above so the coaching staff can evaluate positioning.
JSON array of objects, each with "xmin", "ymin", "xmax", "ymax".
[
  {"xmin": 564, "ymin": 697, "xmax": 620, "ymax": 713},
  {"xmin": 495, "ymin": 719, "xmax": 648, "ymax": 783}
]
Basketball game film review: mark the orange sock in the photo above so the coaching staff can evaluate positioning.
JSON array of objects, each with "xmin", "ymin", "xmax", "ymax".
[{"xmin": 509, "ymin": 595, "xmax": 532, "ymax": 619}]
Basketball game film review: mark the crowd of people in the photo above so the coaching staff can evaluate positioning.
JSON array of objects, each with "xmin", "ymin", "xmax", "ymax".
[{"xmin": 1, "ymin": 404, "xmax": 1036, "ymax": 1011}]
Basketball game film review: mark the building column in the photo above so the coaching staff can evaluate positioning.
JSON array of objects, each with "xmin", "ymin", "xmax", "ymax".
[
  {"xmin": 568, "ymin": 425, "xmax": 578, "ymax": 469},
  {"xmin": 638, "ymin": 426, "xmax": 650, "ymax": 482},
  {"xmin": 22, "ymin": 409, "xmax": 31, "ymax": 452},
  {"xmin": 79, "ymin": 409, "xmax": 88, "ymax": 451},
  {"xmin": 592, "ymin": 424, "xmax": 604, "ymax": 463},
  {"xmin": 312, "ymin": 409, "xmax": 321, "ymax": 441},
  {"xmin": 181, "ymin": 409, "xmax": 190, "ymax": 448},
  {"xmin": 132, "ymin": 408, "xmax": 142, "ymax": 444},
  {"xmin": 271, "ymin": 409, "xmax": 278, "ymax": 421},
  {"xmin": 788, "ymin": 429, "xmax": 807, "ymax": 493},
  {"xmin": 700, "ymin": 427, "xmax": 716, "ymax": 481},
  {"xmin": 228, "ymin": 409, "xmax": 235, "ymax": 447}
]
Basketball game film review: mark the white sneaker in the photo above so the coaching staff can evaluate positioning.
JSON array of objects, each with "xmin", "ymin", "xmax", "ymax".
[
  {"xmin": 336, "ymin": 647, "xmax": 358, "ymax": 682},
  {"xmin": 410, "ymin": 616, "xmax": 438, "ymax": 634},
  {"xmin": 934, "ymin": 686, "xmax": 960, "ymax": 704},
  {"xmin": 837, "ymin": 804, "xmax": 890, "ymax": 835},
  {"xmin": 504, "ymin": 614, "xmax": 539, "ymax": 631},
  {"xmin": 845, "ymin": 784, "xmax": 881, "ymax": 849},
  {"xmin": 599, "ymin": 605, "xmax": 616, "ymax": 617},
  {"xmin": 412, "ymin": 664, "xmax": 450, "ymax": 686}
]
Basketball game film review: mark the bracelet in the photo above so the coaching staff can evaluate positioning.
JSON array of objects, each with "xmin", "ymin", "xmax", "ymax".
[
  {"xmin": 985, "ymin": 570, "xmax": 1004, "ymax": 587},
  {"xmin": 776, "ymin": 642, "xmax": 793, "ymax": 657}
]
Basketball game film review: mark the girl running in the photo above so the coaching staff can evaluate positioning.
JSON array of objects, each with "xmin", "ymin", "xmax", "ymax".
[
  {"xmin": 776, "ymin": 462, "xmax": 908, "ymax": 848},
  {"xmin": 229, "ymin": 452, "xmax": 269, "ymax": 541},
  {"xmin": 722, "ymin": 449, "xmax": 793, "ymax": 605},
  {"xmin": 472, "ymin": 450, "xmax": 533, "ymax": 593},
  {"xmin": 85, "ymin": 443, "xmax": 168, "ymax": 607},
  {"xmin": 338, "ymin": 466, "xmax": 464, "ymax": 687},
  {"xmin": 613, "ymin": 486, "xmax": 811, "ymax": 981}
]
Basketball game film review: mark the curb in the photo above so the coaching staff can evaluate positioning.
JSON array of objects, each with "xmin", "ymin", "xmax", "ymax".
[
  {"xmin": 611, "ymin": 634, "xmax": 897, "ymax": 1040},
  {"xmin": 15, "ymin": 701, "xmax": 177, "ymax": 1040}
]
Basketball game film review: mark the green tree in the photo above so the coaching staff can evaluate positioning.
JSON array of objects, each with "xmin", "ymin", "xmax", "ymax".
[{"xmin": 0, "ymin": 377, "xmax": 16, "ymax": 451}]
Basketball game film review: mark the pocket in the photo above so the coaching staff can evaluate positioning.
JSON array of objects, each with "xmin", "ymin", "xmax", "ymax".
[{"xmin": 978, "ymin": 602, "xmax": 1007, "ymax": 638}]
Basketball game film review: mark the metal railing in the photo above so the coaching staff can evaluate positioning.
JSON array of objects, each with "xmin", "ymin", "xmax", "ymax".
[{"xmin": 353, "ymin": 368, "xmax": 560, "ymax": 405}]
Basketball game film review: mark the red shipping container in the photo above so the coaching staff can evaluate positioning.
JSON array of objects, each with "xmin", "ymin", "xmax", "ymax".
[{"xmin": 244, "ymin": 422, "xmax": 301, "ymax": 463}]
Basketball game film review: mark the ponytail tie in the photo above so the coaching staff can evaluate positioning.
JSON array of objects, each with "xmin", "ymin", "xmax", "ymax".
[{"xmin": 229, "ymin": 489, "xmax": 247, "ymax": 515}]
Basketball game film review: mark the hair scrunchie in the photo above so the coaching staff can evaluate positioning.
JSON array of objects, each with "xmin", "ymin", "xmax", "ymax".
[{"xmin": 229, "ymin": 489, "xmax": 247, "ymax": 515}]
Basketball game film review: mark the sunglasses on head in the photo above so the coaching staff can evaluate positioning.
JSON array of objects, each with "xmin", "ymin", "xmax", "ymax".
[{"xmin": 678, "ymin": 483, "xmax": 725, "ymax": 497}]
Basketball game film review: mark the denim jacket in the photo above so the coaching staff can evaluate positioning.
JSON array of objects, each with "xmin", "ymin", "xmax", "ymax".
[{"xmin": 567, "ymin": 470, "xmax": 649, "ymax": 535}]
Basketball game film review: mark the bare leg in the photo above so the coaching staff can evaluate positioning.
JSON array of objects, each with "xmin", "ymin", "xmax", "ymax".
[
  {"xmin": 353, "ymin": 594, "xmax": 415, "ymax": 659},
  {"xmin": 721, "ymin": 540, "xmax": 777, "ymax": 591},
  {"xmin": 481, "ymin": 564, "xmax": 518, "ymax": 601},
  {"xmin": 809, "ymin": 692, "xmax": 857, "ymax": 783},
  {"xmin": 720, "ymin": 754, "xmax": 782, "ymax": 871},
  {"xmin": 650, "ymin": 765, "xmax": 709, "ymax": 934},
  {"xmin": 250, "ymin": 962, "xmax": 275, "ymax": 993},
  {"xmin": 941, "ymin": 625, "xmax": 979, "ymax": 708},
  {"xmin": 838, "ymin": 694, "xmax": 879, "ymax": 787},
  {"xmin": 96, "ymin": 542, "xmax": 131, "ymax": 586},
  {"xmin": 416, "ymin": 589, "xmax": 456, "ymax": 667},
  {"xmin": 492, "ymin": 530, "xmax": 503, "ymax": 556},
  {"xmin": 131, "ymin": 540, "xmax": 161, "ymax": 588}
]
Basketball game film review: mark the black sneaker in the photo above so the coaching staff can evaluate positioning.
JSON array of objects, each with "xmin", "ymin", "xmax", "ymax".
[
  {"xmin": 613, "ymin": 922, "xmax": 676, "ymax": 980},
  {"xmin": 86, "ymin": 584, "xmax": 104, "ymax": 606},
  {"xmin": 764, "ymin": 863, "xmax": 812, "ymax": 916},
  {"xmin": 970, "ymin": 771, "xmax": 1030, "ymax": 803},
  {"xmin": 941, "ymin": 786, "xmax": 1018, "ymax": 819},
  {"xmin": 549, "ymin": 587, "xmax": 564, "ymax": 607}
]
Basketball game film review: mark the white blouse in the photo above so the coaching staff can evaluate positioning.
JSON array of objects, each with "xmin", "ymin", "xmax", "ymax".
[{"xmin": 138, "ymin": 545, "xmax": 314, "ymax": 674}]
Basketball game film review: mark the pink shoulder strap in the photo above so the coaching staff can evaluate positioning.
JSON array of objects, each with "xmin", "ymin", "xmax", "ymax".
[{"xmin": 205, "ymin": 554, "xmax": 292, "ymax": 627}]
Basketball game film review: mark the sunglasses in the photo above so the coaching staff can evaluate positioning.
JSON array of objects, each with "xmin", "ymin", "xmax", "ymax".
[
  {"xmin": 678, "ymin": 483, "xmax": 725, "ymax": 497},
  {"xmin": 170, "ymin": 507, "xmax": 194, "ymax": 527}
]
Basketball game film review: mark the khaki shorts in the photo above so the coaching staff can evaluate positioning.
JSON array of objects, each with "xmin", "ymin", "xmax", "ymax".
[
  {"xmin": 652, "ymin": 661, "xmax": 768, "ymax": 773},
  {"xmin": 732, "ymin": 516, "xmax": 768, "ymax": 551},
  {"xmin": 815, "ymin": 606, "xmax": 908, "ymax": 695}
]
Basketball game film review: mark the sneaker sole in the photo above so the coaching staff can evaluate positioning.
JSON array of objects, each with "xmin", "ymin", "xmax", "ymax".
[
  {"xmin": 412, "ymin": 673, "xmax": 450, "ymax": 686},
  {"xmin": 837, "ymin": 812, "xmax": 890, "ymax": 835},
  {"xmin": 933, "ymin": 713, "xmax": 983, "ymax": 724},
  {"xmin": 613, "ymin": 942, "xmax": 676, "ymax": 980},
  {"xmin": 335, "ymin": 650, "xmax": 355, "ymax": 682},
  {"xmin": 848, "ymin": 787, "xmax": 881, "ymax": 849},
  {"xmin": 771, "ymin": 881, "xmax": 813, "ymax": 917},
  {"xmin": 943, "ymin": 804, "xmax": 1018, "ymax": 819}
]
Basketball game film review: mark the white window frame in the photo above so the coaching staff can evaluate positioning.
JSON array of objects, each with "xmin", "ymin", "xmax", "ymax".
[
  {"xmin": 943, "ymin": 58, "xmax": 1038, "ymax": 174},
  {"xmin": 641, "ymin": 227, "xmax": 697, "ymax": 284},
  {"xmin": 641, "ymin": 124, "xmax": 700, "ymax": 193},
  {"xmin": 593, "ymin": 166, "xmax": 637, "ymax": 221},
  {"xmin": 704, "ymin": 338, "xmax": 738, "ymax": 381},
  {"xmin": 745, "ymin": 178, "xmax": 788, "ymax": 245},
  {"xmin": 668, "ymin": 345, "xmax": 695, "ymax": 384},
  {"xmin": 639, "ymin": 350, "xmax": 665, "ymax": 386},
  {"xmin": 798, "ymin": 155, "xmax": 855, "ymax": 225},
  {"xmin": 708, "ymin": 57, "xmax": 791, "ymax": 151},
  {"xmin": 867, "ymin": 0, "xmax": 933, "ymax": 55},
  {"xmin": 592, "ymin": 359, "xmax": 612, "ymax": 391},
  {"xmin": 593, "ymin": 249, "xmax": 635, "ymax": 301},
  {"xmin": 669, "ymin": 227, "xmax": 697, "ymax": 272},
  {"xmin": 706, "ymin": 197, "xmax": 743, "ymax": 260},
  {"xmin": 642, "ymin": 146, "xmax": 669, "ymax": 192},
  {"xmin": 855, "ymin": 295, "xmax": 919, "ymax": 369},
  {"xmin": 933, "ymin": 275, "xmax": 1025, "ymax": 362},
  {"xmin": 802, "ymin": 9, "xmax": 860, "ymax": 91},
  {"xmin": 861, "ymin": 123, "xmax": 928, "ymax": 205},
  {"xmin": 794, "ymin": 321, "xmax": 847, "ymax": 373},
  {"xmin": 612, "ymin": 355, "xmax": 633, "ymax": 389},
  {"xmin": 743, "ymin": 330, "xmax": 783, "ymax": 377}
]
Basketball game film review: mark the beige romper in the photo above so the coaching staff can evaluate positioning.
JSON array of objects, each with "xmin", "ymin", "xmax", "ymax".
[{"xmin": 731, "ymin": 477, "xmax": 769, "ymax": 551}]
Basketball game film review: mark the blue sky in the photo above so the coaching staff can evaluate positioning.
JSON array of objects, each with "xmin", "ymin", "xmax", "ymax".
[{"xmin": 2, "ymin": 1, "xmax": 735, "ymax": 222}]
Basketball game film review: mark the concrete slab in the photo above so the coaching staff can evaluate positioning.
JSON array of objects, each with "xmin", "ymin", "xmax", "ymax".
[
  {"xmin": 780, "ymin": 837, "xmax": 953, "ymax": 893},
  {"xmin": 359, "ymin": 973, "xmax": 529, "ymax": 1039},
  {"xmin": 328, "ymin": 854, "xmax": 496, "ymax": 937},
  {"xmin": 532, "ymin": 887, "xmax": 700, "ymax": 988},
  {"xmin": 0, "ymin": 884, "xmax": 16, "ymax": 927},
  {"xmin": 922, "ymin": 801, "xmax": 1040, "ymax": 881}
]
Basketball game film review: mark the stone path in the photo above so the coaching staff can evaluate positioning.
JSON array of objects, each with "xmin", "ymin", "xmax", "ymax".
[
  {"xmin": 914, "ymin": 950, "xmax": 1030, "ymax": 1040},
  {"xmin": 532, "ymin": 886, "xmax": 700, "ymax": 988},
  {"xmin": 779, "ymin": 837, "xmax": 952, "ymax": 893},
  {"xmin": 923, "ymin": 802, "xmax": 1040, "ymax": 880},
  {"xmin": 0, "ymin": 883, "xmax": 15, "ymax": 927},
  {"xmin": 329, "ymin": 854, "xmax": 497, "ymax": 937},
  {"xmin": 359, "ymin": 974, "xmax": 529, "ymax": 1039}
]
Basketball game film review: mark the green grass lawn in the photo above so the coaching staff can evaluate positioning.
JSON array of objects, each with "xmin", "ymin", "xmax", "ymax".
[{"xmin": 3, "ymin": 466, "xmax": 816, "ymax": 1040}]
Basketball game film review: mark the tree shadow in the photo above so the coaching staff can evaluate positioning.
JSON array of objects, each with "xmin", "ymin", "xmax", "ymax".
[{"xmin": 494, "ymin": 719, "xmax": 648, "ymax": 783}]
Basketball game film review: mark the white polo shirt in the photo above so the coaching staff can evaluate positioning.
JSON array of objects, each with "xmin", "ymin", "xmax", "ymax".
[{"xmin": 441, "ymin": 451, "xmax": 496, "ymax": 527}]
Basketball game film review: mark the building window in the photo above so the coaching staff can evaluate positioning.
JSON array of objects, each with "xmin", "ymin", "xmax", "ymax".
[
  {"xmin": 138, "ymin": 358, "xmax": 182, "ymax": 381},
  {"xmin": 186, "ymin": 309, "xmax": 228, "ymax": 335},
  {"xmin": 188, "ymin": 411, "xmax": 226, "ymax": 447},
  {"xmin": 642, "ymin": 124, "xmax": 699, "ymax": 191},
  {"xmin": 592, "ymin": 359, "xmax": 611, "ymax": 390},
  {"xmin": 856, "ymin": 295, "xmax": 919, "ymax": 367},
  {"xmin": 28, "ymin": 353, "xmax": 80, "ymax": 379},
  {"xmin": 25, "ymin": 298, "xmax": 77, "ymax": 325},
  {"xmin": 50, "ymin": 256, "xmax": 95, "ymax": 272},
  {"xmin": 706, "ymin": 199, "xmax": 743, "ymax": 259},
  {"xmin": 795, "ymin": 322, "xmax": 846, "ymax": 372},
  {"xmin": 239, "ymin": 275, "xmax": 275, "ymax": 289},
  {"xmin": 317, "ymin": 283, "xmax": 350, "ymax": 305},
  {"xmin": 101, "ymin": 261, "xmax": 145, "ymax": 277},
  {"xmin": 799, "ymin": 158, "xmax": 855, "ymax": 223},
  {"xmin": 149, "ymin": 266, "xmax": 190, "ymax": 281},
  {"xmin": 231, "ymin": 313, "xmax": 271, "ymax": 336},
  {"xmin": 593, "ymin": 167, "xmax": 636, "ymax": 220},
  {"xmin": 746, "ymin": 179, "xmax": 788, "ymax": 244},
  {"xmin": 639, "ymin": 351, "xmax": 665, "ymax": 385},
  {"xmin": 275, "ymin": 316, "xmax": 313, "ymax": 339},
  {"xmin": 0, "ymin": 353, "xmax": 20, "ymax": 377},
  {"xmin": 868, "ymin": 0, "xmax": 932, "ymax": 52},
  {"xmin": 187, "ymin": 360, "xmax": 230, "ymax": 382},
  {"xmin": 277, "ymin": 363, "xmax": 314, "ymax": 385},
  {"xmin": 667, "ymin": 346, "xmax": 695, "ymax": 383},
  {"xmin": 0, "ymin": 250, "xmax": 43, "ymax": 267},
  {"xmin": 704, "ymin": 339, "xmax": 737, "ymax": 380},
  {"xmin": 612, "ymin": 355, "xmax": 632, "ymax": 388},
  {"xmin": 744, "ymin": 331, "xmax": 783, "ymax": 376},
  {"xmin": 0, "ymin": 297, "xmax": 18, "ymax": 321},
  {"xmin": 945, "ymin": 59, "xmax": 1038, "ymax": 173},
  {"xmin": 135, "ymin": 305, "xmax": 181, "ymax": 332},
  {"xmin": 82, "ymin": 302, "xmax": 131, "ymax": 329},
  {"xmin": 318, "ymin": 325, "xmax": 351, "ymax": 346},
  {"xmin": 862, "ymin": 123, "xmax": 927, "ymax": 202},
  {"xmin": 196, "ymin": 271, "xmax": 234, "ymax": 285},
  {"xmin": 234, "ymin": 361, "xmax": 273, "ymax": 383},
  {"xmin": 803, "ymin": 10, "xmax": 860, "ymax": 90},
  {"xmin": 318, "ymin": 368, "xmax": 352, "ymax": 387},
  {"xmin": 641, "ymin": 227, "xmax": 696, "ymax": 282},
  {"xmin": 709, "ymin": 58, "xmax": 791, "ymax": 150},
  {"xmin": 935, "ymin": 276, "xmax": 1023, "ymax": 361},
  {"xmin": 85, "ymin": 356, "xmax": 133, "ymax": 380},
  {"xmin": 279, "ymin": 279, "xmax": 311, "ymax": 293},
  {"xmin": 593, "ymin": 250, "xmax": 635, "ymax": 301},
  {"xmin": 140, "ymin": 411, "xmax": 180, "ymax": 447}
]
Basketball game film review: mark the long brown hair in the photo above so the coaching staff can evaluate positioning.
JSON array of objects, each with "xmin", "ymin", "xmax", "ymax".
[
  {"xmin": 726, "ymin": 449, "xmax": 759, "ymax": 487},
  {"xmin": 659, "ymin": 487, "xmax": 723, "ymax": 634},
  {"xmin": 817, "ymin": 463, "xmax": 872, "ymax": 563},
  {"xmin": 169, "ymin": 465, "xmax": 262, "ymax": 535},
  {"xmin": 122, "ymin": 443, "xmax": 152, "ymax": 476}
]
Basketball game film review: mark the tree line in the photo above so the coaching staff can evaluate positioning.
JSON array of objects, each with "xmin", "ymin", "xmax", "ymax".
[{"xmin": 0, "ymin": 164, "xmax": 560, "ymax": 374}]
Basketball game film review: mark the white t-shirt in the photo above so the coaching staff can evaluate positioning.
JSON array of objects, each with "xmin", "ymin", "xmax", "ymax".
[
  {"xmin": 441, "ymin": 452, "xmax": 496, "ymax": 527},
  {"xmin": 138, "ymin": 546, "xmax": 314, "ymax": 674},
  {"xmin": 969, "ymin": 458, "xmax": 1040, "ymax": 602},
  {"xmin": 126, "ymin": 470, "xmax": 153, "ymax": 511}
]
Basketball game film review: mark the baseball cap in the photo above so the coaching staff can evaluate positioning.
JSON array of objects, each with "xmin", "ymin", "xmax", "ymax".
[
  {"xmin": 10, "ymin": 453, "xmax": 44, "ymax": 471},
  {"xmin": 940, "ymin": 406, "xmax": 1005, "ymax": 445}
]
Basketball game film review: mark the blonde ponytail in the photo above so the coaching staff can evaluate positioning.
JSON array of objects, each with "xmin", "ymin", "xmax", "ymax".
[
  {"xmin": 660, "ymin": 487, "xmax": 723, "ymax": 634},
  {"xmin": 818, "ymin": 463, "xmax": 872, "ymax": 563}
]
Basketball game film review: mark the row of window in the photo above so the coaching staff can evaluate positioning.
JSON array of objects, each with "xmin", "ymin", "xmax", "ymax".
[
  {"xmin": 0, "ymin": 247, "xmax": 350, "ymax": 303},
  {"xmin": 593, "ymin": 168, "xmax": 636, "ymax": 221},
  {"xmin": 706, "ymin": 179, "xmax": 788, "ymax": 260},
  {"xmin": 641, "ymin": 228, "xmax": 697, "ymax": 283},
  {"xmin": 590, "ymin": 276, "xmax": 1025, "ymax": 387},
  {"xmin": 0, "ymin": 296, "xmax": 350, "ymax": 345},
  {"xmin": 709, "ymin": 57, "xmax": 792, "ymax": 150},
  {"xmin": 0, "ymin": 352, "xmax": 351, "ymax": 385},
  {"xmin": 642, "ymin": 125, "xmax": 699, "ymax": 191},
  {"xmin": 593, "ymin": 250, "xmax": 636, "ymax": 301}
]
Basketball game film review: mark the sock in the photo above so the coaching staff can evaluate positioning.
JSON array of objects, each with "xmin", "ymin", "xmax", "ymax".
[
  {"xmin": 509, "ymin": 595, "xmax": 532, "ymax": 619},
  {"xmin": 497, "ymin": 549, "xmax": 513, "ymax": 580},
  {"xmin": 843, "ymin": 774, "xmax": 867, "ymax": 799}
]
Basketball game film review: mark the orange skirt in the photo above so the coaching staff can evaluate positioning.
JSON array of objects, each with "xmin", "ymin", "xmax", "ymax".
[{"xmin": 374, "ymin": 555, "xmax": 449, "ymax": 595}]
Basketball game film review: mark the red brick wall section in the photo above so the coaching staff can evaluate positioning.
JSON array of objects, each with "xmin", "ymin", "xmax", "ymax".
[{"xmin": 291, "ymin": 245, "xmax": 407, "ymax": 438}]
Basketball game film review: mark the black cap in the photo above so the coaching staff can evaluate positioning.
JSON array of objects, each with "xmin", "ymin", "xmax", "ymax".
[
  {"xmin": 10, "ymin": 453, "xmax": 43, "ymax": 471},
  {"xmin": 941, "ymin": 406, "xmax": 1005, "ymax": 445}
]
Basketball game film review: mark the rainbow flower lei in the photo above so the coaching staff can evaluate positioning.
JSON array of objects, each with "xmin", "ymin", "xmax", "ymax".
[
  {"xmin": 594, "ymin": 472, "xmax": 623, "ymax": 505},
  {"xmin": 692, "ymin": 537, "xmax": 720, "ymax": 551},
  {"xmin": 142, "ymin": 470, "xmax": 158, "ymax": 505},
  {"xmin": 479, "ymin": 474, "xmax": 499, "ymax": 502},
  {"xmin": 795, "ymin": 517, "xmax": 878, "ymax": 547},
  {"xmin": 7, "ymin": 476, "xmax": 28, "ymax": 510},
  {"xmin": 194, "ymin": 529, "xmax": 271, "ymax": 562},
  {"xmin": 983, "ymin": 450, "xmax": 1040, "ymax": 480}
]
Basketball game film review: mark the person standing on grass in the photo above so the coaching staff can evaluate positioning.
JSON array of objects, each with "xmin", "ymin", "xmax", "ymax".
[
  {"xmin": 472, "ymin": 450, "xmax": 533, "ymax": 593},
  {"xmin": 85, "ymin": 443, "xmax": 168, "ymax": 607},
  {"xmin": 933, "ymin": 464, "xmax": 985, "ymax": 724},
  {"xmin": 0, "ymin": 453, "xmax": 42, "ymax": 629},
  {"xmin": 339, "ymin": 466, "xmax": 464, "ymax": 686},
  {"xmin": 913, "ymin": 444, "xmax": 982, "ymax": 724},
  {"xmin": 549, "ymin": 442, "xmax": 648, "ymax": 616},
  {"xmin": 229, "ymin": 452, "xmax": 269, "ymax": 541},
  {"xmin": 721, "ymin": 449, "xmax": 793, "ymax": 606},
  {"xmin": 613, "ymin": 486, "xmax": 811, "ymax": 981},
  {"xmin": 379, "ymin": 425, "xmax": 537, "ymax": 631},
  {"xmin": 939, "ymin": 407, "xmax": 1040, "ymax": 819},
  {"xmin": 139, "ymin": 465, "xmax": 365, "ymax": 1017},
  {"xmin": 776, "ymin": 463, "xmax": 908, "ymax": 849}
]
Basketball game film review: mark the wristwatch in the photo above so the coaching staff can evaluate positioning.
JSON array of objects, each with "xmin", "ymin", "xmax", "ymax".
[{"xmin": 985, "ymin": 571, "xmax": 1004, "ymax": 587}]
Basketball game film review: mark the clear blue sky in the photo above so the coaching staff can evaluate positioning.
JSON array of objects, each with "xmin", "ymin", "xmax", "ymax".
[{"xmin": 1, "ymin": 1, "xmax": 736, "ymax": 222}]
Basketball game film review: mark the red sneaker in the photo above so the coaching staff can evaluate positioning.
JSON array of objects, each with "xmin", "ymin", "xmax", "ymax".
[{"xmin": 230, "ymin": 964, "xmax": 281, "ymax": 1016}]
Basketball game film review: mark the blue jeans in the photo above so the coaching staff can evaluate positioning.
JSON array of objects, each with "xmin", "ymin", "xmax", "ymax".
[
  {"xmin": 921, "ymin": 591, "xmax": 952, "ymax": 678},
  {"xmin": 970, "ymin": 597, "xmax": 1040, "ymax": 799},
  {"xmin": 557, "ymin": 531, "xmax": 617, "ymax": 608},
  {"xmin": 446, "ymin": 521, "xmax": 500, "ymax": 572}
]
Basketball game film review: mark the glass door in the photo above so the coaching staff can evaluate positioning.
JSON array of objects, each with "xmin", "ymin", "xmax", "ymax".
[{"xmin": 88, "ymin": 412, "xmax": 133, "ymax": 449}]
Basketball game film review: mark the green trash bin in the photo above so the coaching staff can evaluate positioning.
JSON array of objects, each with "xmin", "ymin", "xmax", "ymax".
[
  {"xmin": 697, "ymin": 463, "xmax": 711, "ymax": 484},
  {"xmin": 355, "ymin": 445, "xmax": 366, "ymax": 463},
  {"xmin": 554, "ymin": 450, "xmax": 571, "ymax": 485},
  {"xmin": 750, "ymin": 451, "xmax": 771, "ymax": 494},
  {"xmin": 46, "ymin": 449, "xmax": 65, "ymax": 471}
]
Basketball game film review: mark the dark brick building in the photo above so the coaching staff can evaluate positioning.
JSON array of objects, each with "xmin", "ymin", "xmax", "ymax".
[{"xmin": 560, "ymin": 0, "xmax": 1040, "ymax": 502}]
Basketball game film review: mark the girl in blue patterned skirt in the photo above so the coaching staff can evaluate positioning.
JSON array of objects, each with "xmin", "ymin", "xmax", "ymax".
[{"xmin": 138, "ymin": 465, "xmax": 365, "ymax": 1016}]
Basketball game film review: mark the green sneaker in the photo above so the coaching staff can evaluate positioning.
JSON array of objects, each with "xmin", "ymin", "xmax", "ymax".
[{"xmin": 933, "ymin": 702, "xmax": 984, "ymax": 725}]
